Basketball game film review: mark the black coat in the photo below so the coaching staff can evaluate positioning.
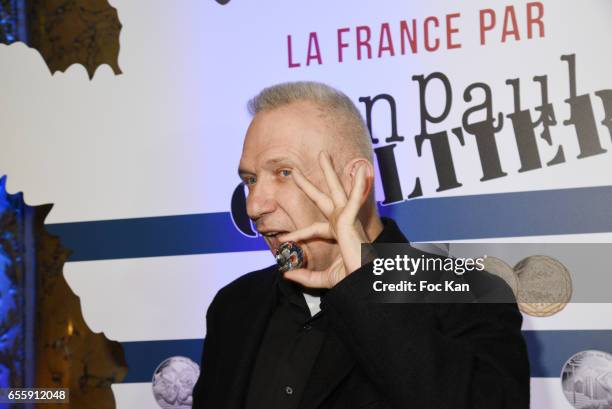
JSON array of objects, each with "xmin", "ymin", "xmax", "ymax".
[{"xmin": 192, "ymin": 219, "xmax": 530, "ymax": 409}]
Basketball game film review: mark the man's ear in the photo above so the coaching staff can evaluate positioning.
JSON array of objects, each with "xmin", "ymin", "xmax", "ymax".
[{"xmin": 344, "ymin": 157, "xmax": 374, "ymax": 199}]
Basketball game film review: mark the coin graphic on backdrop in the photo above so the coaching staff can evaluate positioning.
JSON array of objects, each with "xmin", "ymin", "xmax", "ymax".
[
  {"xmin": 561, "ymin": 350, "xmax": 612, "ymax": 409},
  {"xmin": 515, "ymin": 255, "xmax": 572, "ymax": 317},
  {"xmin": 482, "ymin": 256, "xmax": 519, "ymax": 297},
  {"xmin": 152, "ymin": 356, "xmax": 200, "ymax": 409}
]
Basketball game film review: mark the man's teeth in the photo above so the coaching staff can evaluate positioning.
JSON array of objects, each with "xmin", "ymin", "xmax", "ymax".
[{"xmin": 263, "ymin": 231, "xmax": 286, "ymax": 237}]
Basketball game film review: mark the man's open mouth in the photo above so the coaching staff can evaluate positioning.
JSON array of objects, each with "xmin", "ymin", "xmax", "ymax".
[
  {"xmin": 261, "ymin": 231, "xmax": 284, "ymax": 238},
  {"xmin": 260, "ymin": 231, "xmax": 288, "ymax": 253}
]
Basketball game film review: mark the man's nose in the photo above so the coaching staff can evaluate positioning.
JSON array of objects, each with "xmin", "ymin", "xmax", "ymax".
[{"xmin": 246, "ymin": 182, "xmax": 277, "ymax": 221}]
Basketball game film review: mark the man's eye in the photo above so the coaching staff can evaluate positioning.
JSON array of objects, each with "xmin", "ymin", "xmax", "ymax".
[
  {"xmin": 244, "ymin": 176, "xmax": 257, "ymax": 185},
  {"xmin": 279, "ymin": 169, "xmax": 291, "ymax": 177}
]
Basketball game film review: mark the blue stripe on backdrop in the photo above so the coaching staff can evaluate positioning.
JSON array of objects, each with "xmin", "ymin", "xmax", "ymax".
[
  {"xmin": 379, "ymin": 185, "xmax": 612, "ymax": 241},
  {"xmin": 47, "ymin": 185, "xmax": 612, "ymax": 262},
  {"xmin": 47, "ymin": 212, "xmax": 268, "ymax": 261},
  {"xmin": 120, "ymin": 330, "xmax": 612, "ymax": 383}
]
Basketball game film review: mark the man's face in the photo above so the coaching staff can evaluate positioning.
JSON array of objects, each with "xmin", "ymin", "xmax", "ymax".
[{"xmin": 238, "ymin": 101, "xmax": 341, "ymax": 271}]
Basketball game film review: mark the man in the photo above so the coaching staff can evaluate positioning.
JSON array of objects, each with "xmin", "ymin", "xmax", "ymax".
[{"xmin": 192, "ymin": 82, "xmax": 530, "ymax": 408}]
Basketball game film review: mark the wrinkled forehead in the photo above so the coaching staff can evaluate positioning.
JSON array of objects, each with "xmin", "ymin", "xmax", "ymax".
[{"xmin": 240, "ymin": 103, "xmax": 333, "ymax": 170}]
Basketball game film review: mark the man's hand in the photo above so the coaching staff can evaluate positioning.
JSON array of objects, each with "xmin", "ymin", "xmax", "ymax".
[{"xmin": 277, "ymin": 151, "xmax": 371, "ymax": 288}]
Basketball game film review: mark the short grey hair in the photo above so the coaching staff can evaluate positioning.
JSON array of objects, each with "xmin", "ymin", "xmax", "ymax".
[{"xmin": 247, "ymin": 81, "xmax": 373, "ymax": 162}]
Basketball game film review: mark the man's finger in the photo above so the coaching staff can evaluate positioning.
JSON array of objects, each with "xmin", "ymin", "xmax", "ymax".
[
  {"xmin": 278, "ymin": 222, "xmax": 332, "ymax": 243},
  {"xmin": 292, "ymin": 167, "xmax": 334, "ymax": 217},
  {"xmin": 319, "ymin": 151, "xmax": 348, "ymax": 207},
  {"xmin": 344, "ymin": 164, "xmax": 368, "ymax": 220},
  {"xmin": 283, "ymin": 269, "xmax": 331, "ymax": 289}
]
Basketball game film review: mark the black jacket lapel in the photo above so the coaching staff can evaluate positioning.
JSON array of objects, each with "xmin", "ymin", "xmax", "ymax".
[
  {"xmin": 223, "ymin": 266, "xmax": 279, "ymax": 409},
  {"xmin": 299, "ymin": 328, "xmax": 355, "ymax": 409},
  {"xmin": 298, "ymin": 218, "xmax": 407, "ymax": 409}
]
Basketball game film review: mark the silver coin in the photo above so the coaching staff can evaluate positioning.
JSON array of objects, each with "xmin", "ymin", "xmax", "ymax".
[
  {"xmin": 515, "ymin": 255, "xmax": 572, "ymax": 317},
  {"xmin": 276, "ymin": 241, "xmax": 305, "ymax": 273},
  {"xmin": 561, "ymin": 350, "xmax": 612, "ymax": 409},
  {"xmin": 152, "ymin": 356, "xmax": 200, "ymax": 409},
  {"xmin": 482, "ymin": 256, "xmax": 519, "ymax": 297}
]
